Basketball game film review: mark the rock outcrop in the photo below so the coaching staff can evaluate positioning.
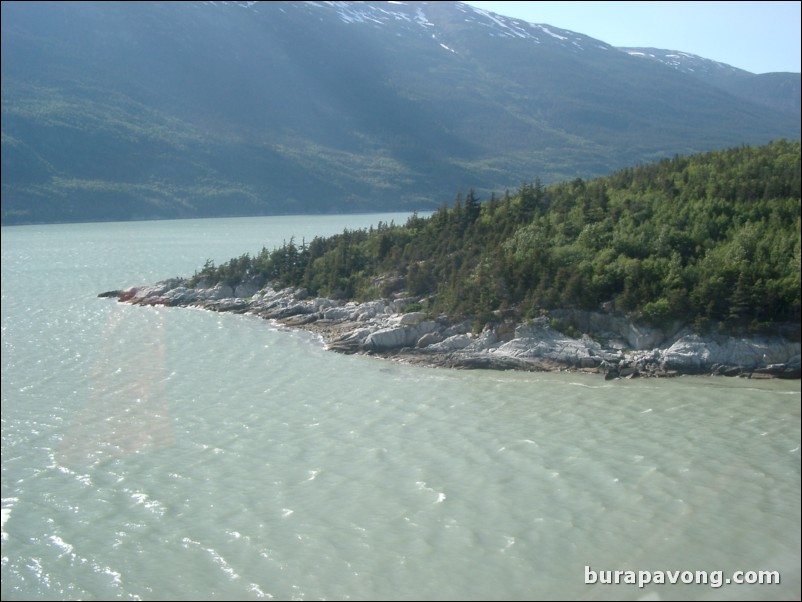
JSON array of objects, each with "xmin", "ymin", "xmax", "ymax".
[{"xmin": 100, "ymin": 280, "xmax": 801, "ymax": 379}]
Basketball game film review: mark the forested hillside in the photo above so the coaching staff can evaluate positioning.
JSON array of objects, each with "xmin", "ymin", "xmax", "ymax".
[
  {"xmin": 3, "ymin": 1, "xmax": 799, "ymax": 224},
  {"xmin": 191, "ymin": 140, "xmax": 801, "ymax": 331}
]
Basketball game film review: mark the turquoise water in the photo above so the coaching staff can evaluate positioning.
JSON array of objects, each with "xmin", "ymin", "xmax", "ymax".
[{"xmin": 2, "ymin": 216, "xmax": 800, "ymax": 601}]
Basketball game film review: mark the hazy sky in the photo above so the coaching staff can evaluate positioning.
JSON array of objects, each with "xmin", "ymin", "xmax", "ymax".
[{"xmin": 462, "ymin": 1, "xmax": 801, "ymax": 74}]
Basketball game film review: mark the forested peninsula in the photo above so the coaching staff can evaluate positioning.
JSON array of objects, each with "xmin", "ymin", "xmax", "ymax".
[{"xmin": 104, "ymin": 141, "xmax": 801, "ymax": 378}]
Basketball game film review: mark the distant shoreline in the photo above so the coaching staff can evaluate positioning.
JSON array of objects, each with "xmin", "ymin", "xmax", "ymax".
[
  {"xmin": 100, "ymin": 280, "xmax": 801, "ymax": 380},
  {"xmin": 1, "ymin": 210, "xmax": 431, "ymax": 228}
]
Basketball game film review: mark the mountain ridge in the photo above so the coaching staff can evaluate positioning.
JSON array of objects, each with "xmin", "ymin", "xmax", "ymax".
[
  {"xmin": 2, "ymin": 0, "xmax": 799, "ymax": 224},
  {"xmin": 620, "ymin": 46, "xmax": 801, "ymax": 116}
]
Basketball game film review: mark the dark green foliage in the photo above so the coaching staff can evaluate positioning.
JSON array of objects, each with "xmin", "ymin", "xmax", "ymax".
[{"xmin": 190, "ymin": 141, "xmax": 801, "ymax": 328}]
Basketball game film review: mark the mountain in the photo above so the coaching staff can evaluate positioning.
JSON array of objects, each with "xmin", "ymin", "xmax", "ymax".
[
  {"xmin": 620, "ymin": 47, "xmax": 801, "ymax": 116},
  {"xmin": 2, "ymin": 1, "xmax": 800, "ymax": 225}
]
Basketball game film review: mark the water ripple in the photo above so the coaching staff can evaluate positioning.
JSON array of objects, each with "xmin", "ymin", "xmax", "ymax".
[{"xmin": 3, "ymin": 218, "xmax": 799, "ymax": 601}]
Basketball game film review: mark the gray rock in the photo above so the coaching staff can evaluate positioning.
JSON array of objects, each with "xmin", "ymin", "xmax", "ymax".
[
  {"xmin": 624, "ymin": 322, "xmax": 666, "ymax": 350},
  {"xmin": 417, "ymin": 332, "xmax": 444, "ymax": 348},
  {"xmin": 442, "ymin": 321, "xmax": 473, "ymax": 337},
  {"xmin": 619, "ymin": 366, "xmax": 638, "ymax": 377},
  {"xmin": 395, "ymin": 311, "xmax": 428, "ymax": 326},
  {"xmin": 207, "ymin": 284, "xmax": 234, "ymax": 300},
  {"xmin": 354, "ymin": 300, "xmax": 389, "ymax": 321},
  {"xmin": 207, "ymin": 298, "xmax": 251, "ymax": 312},
  {"xmin": 364, "ymin": 322, "xmax": 438, "ymax": 351},
  {"xmin": 426, "ymin": 334, "xmax": 475, "ymax": 352},
  {"xmin": 446, "ymin": 354, "xmax": 533, "ymax": 371},
  {"xmin": 471, "ymin": 327, "xmax": 498, "ymax": 348},
  {"xmin": 389, "ymin": 298, "xmax": 418, "ymax": 313},
  {"xmin": 233, "ymin": 282, "xmax": 259, "ymax": 299},
  {"xmin": 109, "ymin": 280, "xmax": 800, "ymax": 377},
  {"xmin": 323, "ymin": 306, "xmax": 356, "ymax": 320},
  {"xmin": 661, "ymin": 332, "xmax": 800, "ymax": 372}
]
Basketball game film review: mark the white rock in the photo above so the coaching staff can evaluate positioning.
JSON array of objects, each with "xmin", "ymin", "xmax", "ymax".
[
  {"xmin": 207, "ymin": 284, "xmax": 234, "ymax": 300},
  {"xmin": 661, "ymin": 332, "xmax": 800, "ymax": 371},
  {"xmin": 426, "ymin": 334, "xmax": 474, "ymax": 352},
  {"xmin": 364, "ymin": 322, "xmax": 438, "ymax": 350},
  {"xmin": 323, "ymin": 306, "xmax": 356, "ymax": 320},
  {"xmin": 395, "ymin": 311, "xmax": 428, "ymax": 326},
  {"xmin": 417, "ymin": 332, "xmax": 444, "ymax": 348}
]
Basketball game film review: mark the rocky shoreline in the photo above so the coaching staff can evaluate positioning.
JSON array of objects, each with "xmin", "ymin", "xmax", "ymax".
[{"xmin": 100, "ymin": 279, "xmax": 801, "ymax": 379}]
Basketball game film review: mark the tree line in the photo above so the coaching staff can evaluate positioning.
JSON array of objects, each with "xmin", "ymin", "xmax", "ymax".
[{"xmin": 189, "ymin": 139, "xmax": 801, "ymax": 332}]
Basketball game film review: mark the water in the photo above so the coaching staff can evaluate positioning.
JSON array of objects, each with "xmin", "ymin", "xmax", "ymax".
[{"xmin": 2, "ymin": 216, "xmax": 800, "ymax": 601}]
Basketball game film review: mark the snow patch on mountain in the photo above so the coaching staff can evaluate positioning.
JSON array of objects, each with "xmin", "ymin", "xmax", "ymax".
[
  {"xmin": 621, "ymin": 47, "xmax": 747, "ymax": 75},
  {"xmin": 467, "ymin": 6, "xmax": 531, "ymax": 39},
  {"xmin": 201, "ymin": 1, "xmax": 614, "ymax": 56},
  {"xmin": 287, "ymin": 1, "xmax": 609, "ymax": 53},
  {"xmin": 534, "ymin": 24, "xmax": 568, "ymax": 41}
]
